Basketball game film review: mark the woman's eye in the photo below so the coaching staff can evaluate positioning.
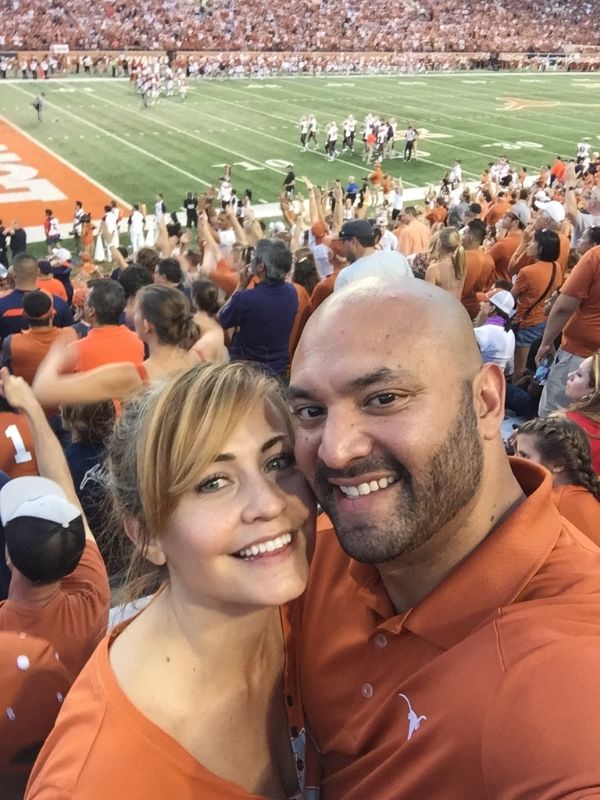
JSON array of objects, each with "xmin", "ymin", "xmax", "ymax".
[
  {"xmin": 266, "ymin": 452, "xmax": 296, "ymax": 472},
  {"xmin": 293, "ymin": 406, "xmax": 324, "ymax": 421},
  {"xmin": 195, "ymin": 476, "xmax": 229, "ymax": 493}
]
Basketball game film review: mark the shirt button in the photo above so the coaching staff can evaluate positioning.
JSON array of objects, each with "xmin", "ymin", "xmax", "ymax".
[
  {"xmin": 361, "ymin": 682, "xmax": 374, "ymax": 699},
  {"xmin": 373, "ymin": 633, "xmax": 388, "ymax": 648}
]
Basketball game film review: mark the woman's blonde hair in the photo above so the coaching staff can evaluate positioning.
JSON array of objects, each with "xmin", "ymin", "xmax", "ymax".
[
  {"xmin": 108, "ymin": 362, "xmax": 293, "ymax": 601},
  {"xmin": 437, "ymin": 226, "xmax": 466, "ymax": 281}
]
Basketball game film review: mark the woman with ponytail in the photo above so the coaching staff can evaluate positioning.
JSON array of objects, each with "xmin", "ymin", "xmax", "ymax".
[
  {"xmin": 515, "ymin": 416, "xmax": 600, "ymax": 544},
  {"xmin": 33, "ymin": 285, "xmax": 202, "ymax": 406},
  {"xmin": 190, "ymin": 278, "xmax": 228, "ymax": 364},
  {"xmin": 424, "ymin": 226, "xmax": 467, "ymax": 300}
]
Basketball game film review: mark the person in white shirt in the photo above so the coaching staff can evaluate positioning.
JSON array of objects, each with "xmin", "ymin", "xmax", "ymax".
[
  {"xmin": 342, "ymin": 115, "xmax": 356, "ymax": 153},
  {"xmin": 218, "ymin": 177, "xmax": 233, "ymax": 208},
  {"xmin": 335, "ymin": 219, "xmax": 413, "ymax": 291},
  {"xmin": 449, "ymin": 160, "xmax": 463, "ymax": 188},
  {"xmin": 307, "ymin": 115, "xmax": 318, "ymax": 150},
  {"xmin": 326, "ymin": 122, "xmax": 338, "ymax": 161},
  {"xmin": 299, "ymin": 116, "xmax": 309, "ymax": 151},
  {"xmin": 154, "ymin": 194, "xmax": 166, "ymax": 226},
  {"xmin": 473, "ymin": 290, "xmax": 516, "ymax": 374},
  {"xmin": 128, "ymin": 205, "xmax": 146, "ymax": 254}
]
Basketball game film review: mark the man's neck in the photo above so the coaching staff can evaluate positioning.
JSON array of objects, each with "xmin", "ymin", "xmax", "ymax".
[
  {"xmin": 377, "ymin": 458, "xmax": 526, "ymax": 614},
  {"xmin": 14, "ymin": 283, "xmax": 36, "ymax": 292}
]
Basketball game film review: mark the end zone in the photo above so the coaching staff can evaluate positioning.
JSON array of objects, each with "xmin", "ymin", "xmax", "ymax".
[{"xmin": 0, "ymin": 116, "xmax": 129, "ymax": 233}]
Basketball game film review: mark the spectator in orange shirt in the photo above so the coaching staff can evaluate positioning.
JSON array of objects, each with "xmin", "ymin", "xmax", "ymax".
[
  {"xmin": 515, "ymin": 417, "xmax": 600, "ymax": 544},
  {"xmin": 68, "ymin": 279, "xmax": 144, "ymax": 373},
  {"xmin": 537, "ymin": 238, "xmax": 600, "ymax": 415},
  {"xmin": 36, "ymin": 260, "xmax": 67, "ymax": 302},
  {"xmin": 550, "ymin": 156, "xmax": 567, "ymax": 186},
  {"xmin": 511, "ymin": 228, "xmax": 562, "ymax": 381},
  {"xmin": 460, "ymin": 220, "xmax": 495, "ymax": 318},
  {"xmin": 484, "ymin": 192, "xmax": 511, "ymax": 227},
  {"xmin": 396, "ymin": 206, "xmax": 431, "ymax": 257},
  {"xmin": 2, "ymin": 291, "xmax": 65, "ymax": 387},
  {"xmin": 486, "ymin": 205, "xmax": 527, "ymax": 281},
  {"xmin": 289, "ymin": 278, "xmax": 600, "ymax": 800},
  {"xmin": 310, "ymin": 238, "xmax": 348, "ymax": 311},
  {"xmin": 425, "ymin": 197, "xmax": 448, "ymax": 228}
]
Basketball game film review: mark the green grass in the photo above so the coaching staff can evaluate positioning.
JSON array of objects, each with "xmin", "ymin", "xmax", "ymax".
[{"xmin": 1, "ymin": 72, "xmax": 599, "ymax": 209}]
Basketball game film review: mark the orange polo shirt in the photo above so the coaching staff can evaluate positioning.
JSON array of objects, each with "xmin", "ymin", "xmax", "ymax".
[
  {"xmin": 461, "ymin": 249, "xmax": 495, "ymax": 318},
  {"xmin": 552, "ymin": 484, "xmax": 600, "ymax": 547},
  {"xmin": 310, "ymin": 273, "xmax": 338, "ymax": 311},
  {"xmin": 297, "ymin": 460, "xmax": 600, "ymax": 799},
  {"xmin": 70, "ymin": 325, "xmax": 144, "ymax": 372},
  {"xmin": 486, "ymin": 232, "xmax": 522, "ymax": 282}
]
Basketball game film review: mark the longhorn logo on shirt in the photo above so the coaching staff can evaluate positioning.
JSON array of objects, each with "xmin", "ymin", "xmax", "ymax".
[{"xmin": 398, "ymin": 693, "xmax": 427, "ymax": 741}]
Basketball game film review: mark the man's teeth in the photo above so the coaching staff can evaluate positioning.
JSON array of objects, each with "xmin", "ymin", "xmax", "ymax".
[
  {"xmin": 236, "ymin": 532, "xmax": 292, "ymax": 559},
  {"xmin": 339, "ymin": 476, "xmax": 396, "ymax": 497}
]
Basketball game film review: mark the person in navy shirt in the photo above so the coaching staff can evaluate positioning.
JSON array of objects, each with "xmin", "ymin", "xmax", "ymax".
[
  {"xmin": 219, "ymin": 239, "xmax": 298, "ymax": 377},
  {"xmin": 0, "ymin": 254, "xmax": 73, "ymax": 341}
]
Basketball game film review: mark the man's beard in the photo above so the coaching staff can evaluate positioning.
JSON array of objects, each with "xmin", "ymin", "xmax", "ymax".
[{"xmin": 313, "ymin": 381, "xmax": 484, "ymax": 563}]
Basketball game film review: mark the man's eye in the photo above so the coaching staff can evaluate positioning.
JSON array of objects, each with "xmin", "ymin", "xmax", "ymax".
[
  {"xmin": 293, "ymin": 406, "xmax": 325, "ymax": 421},
  {"xmin": 366, "ymin": 393, "xmax": 400, "ymax": 407}
]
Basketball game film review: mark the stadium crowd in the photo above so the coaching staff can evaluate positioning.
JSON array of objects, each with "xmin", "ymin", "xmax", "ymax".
[
  {"xmin": 1, "ymin": 108, "xmax": 600, "ymax": 798},
  {"xmin": 0, "ymin": 0, "xmax": 598, "ymax": 54}
]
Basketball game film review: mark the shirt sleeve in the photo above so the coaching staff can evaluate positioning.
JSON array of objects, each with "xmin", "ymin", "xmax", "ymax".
[
  {"xmin": 54, "ymin": 302, "xmax": 74, "ymax": 328},
  {"xmin": 482, "ymin": 638, "xmax": 600, "ymax": 799},
  {"xmin": 218, "ymin": 291, "xmax": 243, "ymax": 329}
]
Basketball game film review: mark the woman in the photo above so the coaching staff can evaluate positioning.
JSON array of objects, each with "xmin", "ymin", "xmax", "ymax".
[
  {"xmin": 292, "ymin": 249, "xmax": 320, "ymax": 297},
  {"xmin": 33, "ymin": 285, "xmax": 201, "ymax": 406},
  {"xmin": 473, "ymin": 289, "xmax": 516, "ymax": 373},
  {"xmin": 562, "ymin": 350, "xmax": 600, "ymax": 473},
  {"xmin": 424, "ymin": 227, "xmax": 466, "ymax": 300},
  {"xmin": 515, "ymin": 417, "xmax": 600, "ymax": 544},
  {"xmin": 190, "ymin": 278, "xmax": 228, "ymax": 363},
  {"xmin": 511, "ymin": 228, "xmax": 561, "ymax": 382},
  {"xmin": 26, "ymin": 363, "xmax": 316, "ymax": 799}
]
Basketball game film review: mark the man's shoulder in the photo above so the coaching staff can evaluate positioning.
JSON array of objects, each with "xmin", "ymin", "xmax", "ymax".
[{"xmin": 0, "ymin": 290, "xmax": 21, "ymax": 310}]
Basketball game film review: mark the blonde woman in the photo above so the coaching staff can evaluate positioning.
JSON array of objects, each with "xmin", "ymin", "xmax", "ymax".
[
  {"xmin": 425, "ymin": 226, "xmax": 467, "ymax": 300},
  {"xmin": 27, "ymin": 363, "xmax": 317, "ymax": 799}
]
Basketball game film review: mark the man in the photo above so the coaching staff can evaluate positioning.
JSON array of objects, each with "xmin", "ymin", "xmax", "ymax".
[
  {"xmin": 128, "ymin": 204, "xmax": 145, "ymax": 254},
  {"xmin": 536, "ymin": 241, "xmax": 600, "ymax": 415},
  {"xmin": 508, "ymin": 199, "xmax": 570, "ymax": 278},
  {"xmin": 36, "ymin": 259, "xmax": 68, "ymax": 302},
  {"xmin": 403, "ymin": 125, "xmax": 417, "ymax": 162},
  {"xmin": 154, "ymin": 257, "xmax": 191, "ymax": 300},
  {"xmin": 2, "ymin": 290, "xmax": 64, "ymax": 386},
  {"xmin": 154, "ymin": 193, "xmax": 167, "ymax": 226},
  {"xmin": 0, "ymin": 254, "xmax": 73, "ymax": 341},
  {"xmin": 335, "ymin": 220, "xmax": 413, "ymax": 292},
  {"xmin": 7, "ymin": 220, "xmax": 26, "ymax": 260},
  {"xmin": 69, "ymin": 279, "xmax": 144, "ymax": 372},
  {"xmin": 183, "ymin": 191, "xmax": 198, "ymax": 229},
  {"xmin": 342, "ymin": 115, "xmax": 355, "ymax": 153},
  {"xmin": 43, "ymin": 209, "xmax": 60, "ymax": 254},
  {"xmin": 396, "ymin": 206, "xmax": 431, "ymax": 257},
  {"xmin": 460, "ymin": 219, "xmax": 495, "ymax": 319},
  {"xmin": 486, "ymin": 205, "xmax": 526, "ymax": 281},
  {"xmin": 71, "ymin": 201, "xmax": 85, "ymax": 244},
  {"xmin": 325, "ymin": 122, "xmax": 338, "ymax": 162},
  {"xmin": 283, "ymin": 165, "xmax": 295, "ymax": 199},
  {"xmin": 299, "ymin": 116, "xmax": 309, "ymax": 151},
  {"xmin": 289, "ymin": 278, "xmax": 600, "ymax": 799},
  {"xmin": 32, "ymin": 91, "xmax": 44, "ymax": 121},
  {"xmin": 0, "ymin": 370, "xmax": 109, "ymax": 774},
  {"xmin": 219, "ymin": 238, "xmax": 298, "ymax": 377}
]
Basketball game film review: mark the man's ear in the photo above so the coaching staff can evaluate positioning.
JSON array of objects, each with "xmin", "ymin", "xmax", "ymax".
[
  {"xmin": 124, "ymin": 518, "xmax": 166, "ymax": 566},
  {"xmin": 473, "ymin": 363, "xmax": 505, "ymax": 441}
]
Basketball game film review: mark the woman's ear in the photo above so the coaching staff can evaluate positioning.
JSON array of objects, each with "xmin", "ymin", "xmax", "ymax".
[
  {"xmin": 124, "ymin": 518, "xmax": 166, "ymax": 566},
  {"xmin": 549, "ymin": 459, "xmax": 566, "ymax": 475}
]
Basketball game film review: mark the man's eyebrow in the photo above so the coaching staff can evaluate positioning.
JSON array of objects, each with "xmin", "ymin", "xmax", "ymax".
[
  {"xmin": 288, "ymin": 367, "xmax": 416, "ymax": 401},
  {"xmin": 213, "ymin": 435, "xmax": 287, "ymax": 462}
]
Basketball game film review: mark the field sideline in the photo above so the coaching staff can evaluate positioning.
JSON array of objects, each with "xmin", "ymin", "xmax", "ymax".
[{"xmin": 0, "ymin": 72, "xmax": 598, "ymax": 235}]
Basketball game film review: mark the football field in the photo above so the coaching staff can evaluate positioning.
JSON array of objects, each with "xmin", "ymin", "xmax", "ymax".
[{"xmin": 0, "ymin": 71, "xmax": 599, "ymax": 227}]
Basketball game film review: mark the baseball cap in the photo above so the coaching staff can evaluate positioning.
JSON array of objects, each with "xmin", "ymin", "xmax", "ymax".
[
  {"xmin": 51, "ymin": 248, "xmax": 72, "ymax": 262},
  {"xmin": 270, "ymin": 221, "xmax": 286, "ymax": 235},
  {"xmin": 535, "ymin": 200, "xmax": 566, "ymax": 224},
  {"xmin": 534, "ymin": 190, "xmax": 551, "ymax": 203},
  {"xmin": 489, "ymin": 290, "xmax": 515, "ymax": 318},
  {"xmin": 339, "ymin": 219, "xmax": 375, "ymax": 243},
  {"xmin": 510, "ymin": 203, "xmax": 530, "ymax": 226},
  {"xmin": 1, "ymin": 477, "xmax": 85, "ymax": 584}
]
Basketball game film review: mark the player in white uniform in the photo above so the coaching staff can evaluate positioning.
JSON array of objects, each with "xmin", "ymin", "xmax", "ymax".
[
  {"xmin": 308, "ymin": 115, "xmax": 318, "ymax": 149},
  {"xmin": 449, "ymin": 159, "xmax": 463, "ymax": 188},
  {"xmin": 299, "ymin": 116, "xmax": 309, "ymax": 150},
  {"xmin": 177, "ymin": 70, "xmax": 188, "ymax": 99},
  {"xmin": 326, "ymin": 122, "xmax": 338, "ymax": 161},
  {"xmin": 577, "ymin": 141, "xmax": 591, "ymax": 161},
  {"xmin": 342, "ymin": 115, "xmax": 356, "ymax": 153}
]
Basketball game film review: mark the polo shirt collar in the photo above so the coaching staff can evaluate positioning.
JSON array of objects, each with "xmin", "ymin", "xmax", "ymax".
[{"xmin": 349, "ymin": 459, "xmax": 562, "ymax": 648}]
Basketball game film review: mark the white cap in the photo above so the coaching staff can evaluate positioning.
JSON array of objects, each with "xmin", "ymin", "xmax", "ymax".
[
  {"xmin": 51, "ymin": 247, "xmax": 71, "ymax": 262},
  {"xmin": 489, "ymin": 290, "xmax": 515, "ymax": 319},
  {"xmin": 535, "ymin": 200, "xmax": 566, "ymax": 224},
  {"xmin": 0, "ymin": 477, "xmax": 80, "ymax": 528}
]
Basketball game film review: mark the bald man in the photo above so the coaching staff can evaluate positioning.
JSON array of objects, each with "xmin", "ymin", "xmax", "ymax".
[{"xmin": 289, "ymin": 278, "xmax": 600, "ymax": 799}]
